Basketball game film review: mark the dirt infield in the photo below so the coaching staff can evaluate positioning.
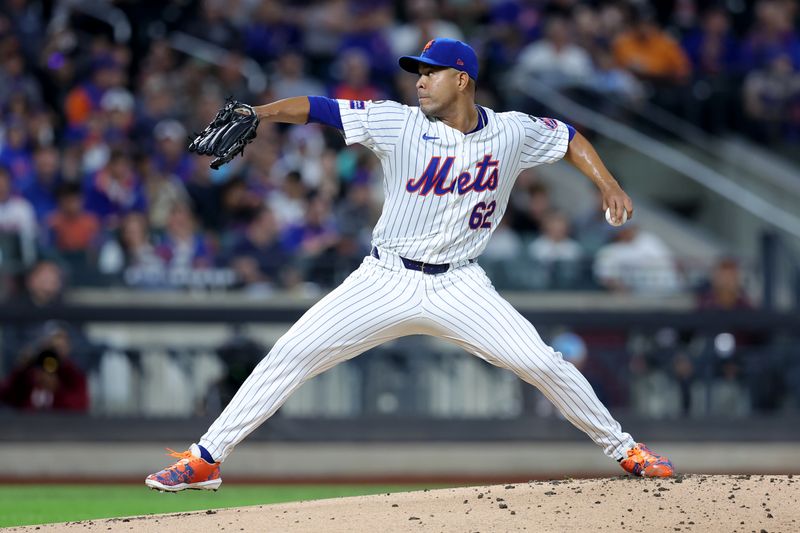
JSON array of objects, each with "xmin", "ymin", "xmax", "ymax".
[{"xmin": 7, "ymin": 475, "xmax": 798, "ymax": 532}]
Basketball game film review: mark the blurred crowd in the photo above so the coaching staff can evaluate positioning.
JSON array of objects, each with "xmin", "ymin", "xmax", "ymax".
[
  {"xmin": 3, "ymin": 0, "xmax": 785, "ymax": 415},
  {"xmin": 1, "ymin": 0, "xmax": 794, "ymax": 301}
]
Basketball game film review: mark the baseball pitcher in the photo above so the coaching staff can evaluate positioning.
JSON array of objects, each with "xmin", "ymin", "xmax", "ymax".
[{"xmin": 146, "ymin": 39, "xmax": 673, "ymax": 492}]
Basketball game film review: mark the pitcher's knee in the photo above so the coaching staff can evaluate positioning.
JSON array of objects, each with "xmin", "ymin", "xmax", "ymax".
[{"xmin": 507, "ymin": 351, "xmax": 572, "ymax": 383}]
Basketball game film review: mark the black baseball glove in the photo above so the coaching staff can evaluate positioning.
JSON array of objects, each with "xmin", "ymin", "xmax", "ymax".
[{"xmin": 189, "ymin": 99, "xmax": 260, "ymax": 169}]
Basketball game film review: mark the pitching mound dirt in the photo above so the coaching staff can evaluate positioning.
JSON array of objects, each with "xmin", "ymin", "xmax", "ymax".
[{"xmin": 8, "ymin": 475, "xmax": 799, "ymax": 532}]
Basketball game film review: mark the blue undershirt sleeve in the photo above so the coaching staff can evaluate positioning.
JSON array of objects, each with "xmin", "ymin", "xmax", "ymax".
[
  {"xmin": 307, "ymin": 96, "xmax": 343, "ymax": 130},
  {"xmin": 566, "ymin": 123, "xmax": 576, "ymax": 141}
]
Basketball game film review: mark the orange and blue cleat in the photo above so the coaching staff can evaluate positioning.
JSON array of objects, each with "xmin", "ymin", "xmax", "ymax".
[
  {"xmin": 619, "ymin": 443, "xmax": 674, "ymax": 478},
  {"xmin": 145, "ymin": 444, "xmax": 221, "ymax": 492}
]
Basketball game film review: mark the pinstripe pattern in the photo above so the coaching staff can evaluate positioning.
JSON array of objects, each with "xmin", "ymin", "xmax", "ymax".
[
  {"xmin": 198, "ymin": 100, "xmax": 635, "ymax": 464},
  {"xmin": 423, "ymin": 263, "xmax": 634, "ymax": 459},
  {"xmin": 337, "ymin": 101, "xmax": 568, "ymax": 265},
  {"xmin": 201, "ymin": 258, "xmax": 427, "ymax": 460},
  {"xmin": 201, "ymin": 256, "xmax": 635, "ymax": 462}
]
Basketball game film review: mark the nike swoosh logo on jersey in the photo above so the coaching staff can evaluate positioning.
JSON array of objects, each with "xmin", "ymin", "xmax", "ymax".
[{"xmin": 422, "ymin": 133, "xmax": 439, "ymax": 141}]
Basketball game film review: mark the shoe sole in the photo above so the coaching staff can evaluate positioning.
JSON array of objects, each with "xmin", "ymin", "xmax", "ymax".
[{"xmin": 145, "ymin": 477, "xmax": 222, "ymax": 492}]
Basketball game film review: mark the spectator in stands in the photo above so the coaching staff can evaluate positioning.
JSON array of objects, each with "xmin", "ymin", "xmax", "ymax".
[
  {"xmin": 529, "ymin": 210, "xmax": 582, "ymax": 264},
  {"xmin": 267, "ymin": 170, "xmax": 309, "ymax": 228},
  {"xmin": 593, "ymin": 224, "xmax": 681, "ymax": 294},
  {"xmin": 21, "ymin": 259, "xmax": 64, "ymax": 308},
  {"xmin": 271, "ymin": 52, "xmax": 325, "ymax": 101},
  {"xmin": 390, "ymin": 0, "xmax": 464, "ymax": 58},
  {"xmin": 0, "ymin": 120, "xmax": 34, "ymax": 190},
  {"xmin": 613, "ymin": 8, "xmax": 691, "ymax": 85},
  {"xmin": 218, "ymin": 53, "xmax": 254, "ymax": 104},
  {"xmin": 45, "ymin": 183, "xmax": 100, "ymax": 259},
  {"xmin": 529, "ymin": 210, "xmax": 584, "ymax": 289},
  {"xmin": 671, "ymin": 352, "xmax": 695, "ymax": 416},
  {"xmin": 241, "ymin": 129, "xmax": 282, "ymax": 198},
  {"xmin": 741, "ymin": 0, "xmax": 800, "ymax": 71},
  {"xmin": 508, "ymin": 181, "xmax": 551, "ymax": 237},
  {"xmin": 152, "ymin": 119, "xmax": 195, "ymax": 184},
  {"xmin": 275, "ymin": 124, "xmax": 328, "ymax": 189},
  {"xmin": 331, "ymin": 49, "xmax": 383, "ymax": 102},
  {"xmin": 218, "ymin": 177, "xmax": 263, "ymax": 234},
  {"xmin": 186, "ymin": 0, "xmax": 243, "ymax": 51},
  {"xmin": 64, "ymin": 55, "xmax": 125, "ymax": 129},
  {"xmin": 0, "ymin": 165, "xmax": 37, "ymax": 267},
  {"xmin": 0, "ymin": 51, "xmax": 42, "ymax": 112},
  {"xmin": 613, "ymin": 6, "xmax": 691, "ymax": 117},
  {"xmin": 696, "ymin": 257, "xmax": 753, "ymax": 310},
  {"xmin": 134, "ymin": 76, "xmax": 177, "ymax": 144},
  {"xmin": 683, "ymin": 7, "xmax": 741, "ymax": 77},
  {"xmin": 83, "ymin": 150, "xmax": 147, "ymax": 226},
  {"xmin": 281, "ymin": 193, "xmax": 338, "ymax": 259},
  {"xmin": 483, "ymin": 5, "xmax": 533, "ymax": 77},
  {"xmin": 590, "ymin": 49, "xmax": 645, "ymax": 107},
  {"xmin": 139, "ymin": 157, "xmax": 190, "ymax": 233},
  {"xmin": 335, "ymin": 181, "xmax": 375, "ymax": 248},
  {"xmin": 628, "ymin": 351, "xmax": 682, "ymax": 419},
  {"xmin": 228, "ymin": 207, "xmax": 289, "ymax": 293},
  {"xmin": 743, "ymin": 51, "xmax": 800, "ymax": 142},
  {"xmin": 337, "ymin": 1, "xmax": 394, "ymax": 77},
  {"xmin": 244, "ymin": 0, "xmax": 301, "ymax": 64},
  {"xmin": 137, "ymin": 39, "xmax": 180, "ymax": 89},
  {"xmin": 0, "ymin": 326, "xmax": 88, "ymax": 412},
  {"xmin": 516, "ymin": 16, "xmax": 594, "ymax": 90},
  {"xmin": 21, "ymin": 145, "xmax": 61, "ymax": 223},
  {"xmin": 97, "ymin": 212, "xmax": 163, "ymax": 277},
  {"xmin": 708, "ymin": 352, "xmax": 750, "ymax": 417},
  {"xmin": 682, "ymin": 7, "xmax": 742, "ymax": 132},
  {"xmin": 482, "ymin": 216, "xmax": 523, "ymax": 261},
  {"xmin": 155, "ymin": 202, "xmax": 213, "ymax": 270},
  {"xmin": 100, "ymin": 87, "xmax": 136, "ymax": 146}
]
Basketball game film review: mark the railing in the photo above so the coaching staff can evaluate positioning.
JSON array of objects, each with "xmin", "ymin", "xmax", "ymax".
[
  {"xmin": 760, "ymin": 230, "xmax": 800, "ymax": 309},
  {"xmin": 168, "ymin": 31, "xmax": 268, "ymax": 95},
  {"xmin": 600, "ymin": 91, "xmax": 800, "ymax": 199},
  {"xmin": 1, "ymin": 305, "xmax": 799, "ymax": 420},
  {"xmin": 51, "ymin": 0, "xmax": 132, "ymax": 44},
  {"xmin": 509, "ymin": 73, "xmax": 800, "ymax": 240}
]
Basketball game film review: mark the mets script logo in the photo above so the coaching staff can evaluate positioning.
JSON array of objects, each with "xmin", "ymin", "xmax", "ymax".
[{"xmin": 406, "ymin": 155, "xmax": 499, "ymax": 196}]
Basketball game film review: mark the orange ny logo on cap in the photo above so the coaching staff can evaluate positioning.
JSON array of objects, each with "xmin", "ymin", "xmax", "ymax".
[{"xmin": 423, "ymin": 40, "xmax": 434, "ymax": 52}]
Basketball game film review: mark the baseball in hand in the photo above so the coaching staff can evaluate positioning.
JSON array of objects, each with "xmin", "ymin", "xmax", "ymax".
[{"xmin": 605, "ymin": 207, "xmax": 628, "ymax": 226}]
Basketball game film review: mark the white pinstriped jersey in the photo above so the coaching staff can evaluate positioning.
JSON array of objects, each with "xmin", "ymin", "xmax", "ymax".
[
  {"xmin": 337, "ymin": 99, "xmax": 570, "ymax": 264},
  {"xmin": 198, "ymin": 100, "xmax": 638, "ymax": 466}
]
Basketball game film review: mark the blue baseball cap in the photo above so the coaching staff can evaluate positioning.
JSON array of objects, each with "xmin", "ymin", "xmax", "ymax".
[{"xmin": 399, "ymin": 38, "xmax": 479, "ymax": 81}]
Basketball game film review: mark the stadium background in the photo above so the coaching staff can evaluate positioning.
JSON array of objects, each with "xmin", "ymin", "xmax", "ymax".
[{"xmin": 1, "ymin": 0, "xmax": 800, "ymax": 524}]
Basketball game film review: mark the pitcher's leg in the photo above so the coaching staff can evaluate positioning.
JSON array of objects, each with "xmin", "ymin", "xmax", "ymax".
[
  {"xmin": 426, "ymin": 265, "xmax": 635, "ymax": 460},
  {"xmin": 200, "ymin": 263, "xmax": 421, "ymax": 461}
]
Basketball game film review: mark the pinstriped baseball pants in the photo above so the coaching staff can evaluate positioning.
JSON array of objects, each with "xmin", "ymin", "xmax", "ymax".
[{"xmin": 200, "ymin": 250, "xmax": 636, "ymax": 462}]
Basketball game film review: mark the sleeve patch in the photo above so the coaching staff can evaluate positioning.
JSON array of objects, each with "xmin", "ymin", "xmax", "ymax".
[
  {"xmin": 349, "ymin": 100, "xmax": 366, "ymax": 110},
  {"xmin": 541, "ymin": 117, "xmax": 558, "ymax": 130}
]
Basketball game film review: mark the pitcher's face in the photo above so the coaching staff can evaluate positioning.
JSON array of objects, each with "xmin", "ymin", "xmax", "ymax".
[{"xmin": 416, "ymin": 64, "xmax": 462, "ymax": 117}]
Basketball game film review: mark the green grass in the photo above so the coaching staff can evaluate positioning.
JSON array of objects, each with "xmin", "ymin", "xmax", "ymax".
[{"xmin": 0, "ymin": 484, "xmax": 435, "ymax": 527}]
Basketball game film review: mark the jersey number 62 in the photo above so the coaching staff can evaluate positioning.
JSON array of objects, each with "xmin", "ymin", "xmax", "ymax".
[{"xmin": 468, "ymin": 201, "xmax": 496, "ymax": 229}]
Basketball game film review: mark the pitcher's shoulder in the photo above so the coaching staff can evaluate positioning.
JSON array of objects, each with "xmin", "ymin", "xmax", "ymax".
[{"xmin": 492, "ymin": 109, "xmax": 533, "ymax": 125}]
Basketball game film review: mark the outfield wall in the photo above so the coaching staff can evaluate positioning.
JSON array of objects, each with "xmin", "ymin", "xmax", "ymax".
[{"xmin": 1, "ymin": 442, "xmax": 798, "ymax": 482}]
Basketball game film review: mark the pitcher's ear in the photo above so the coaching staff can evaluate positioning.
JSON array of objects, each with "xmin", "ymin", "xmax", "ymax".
[{"xmin": 459, "ymin": 71, "xmax": 470, "ymax": 90}]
